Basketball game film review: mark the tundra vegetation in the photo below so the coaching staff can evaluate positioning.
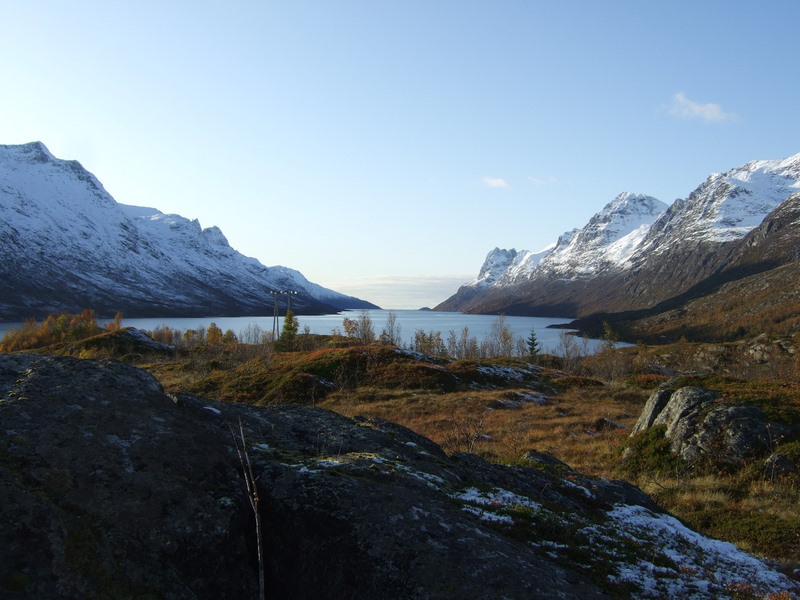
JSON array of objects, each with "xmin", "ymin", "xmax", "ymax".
[{"xmin": 2, "ymin": 309, "xmax": 800, "ymax": 585}]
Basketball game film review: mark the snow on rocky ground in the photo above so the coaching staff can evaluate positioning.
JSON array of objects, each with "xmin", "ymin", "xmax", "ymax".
[
  {"xmin": 287, "ymin": 438, "xmax": 799, "ymax": 599},
  {"xmin": 454, "ymin": 486, "xmax": 799, "ymax": 599},
  {"xmin": 600, "ymin": 504, "xmax": 797, "ymax": 599}
]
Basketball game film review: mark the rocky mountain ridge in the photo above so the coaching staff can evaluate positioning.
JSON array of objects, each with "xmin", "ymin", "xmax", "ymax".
[
  {"xmin": 0, "ymin": 142, "xmax": 377, "ymax": 320},
  {"xmin": 437, "ymin": 153, "xmax": 800, "ymax": 340}
]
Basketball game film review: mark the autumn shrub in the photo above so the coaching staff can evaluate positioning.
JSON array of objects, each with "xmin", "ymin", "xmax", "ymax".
[
  {"xmin": 299, "ymin": 346, "xmax": 372, "ymax": 388},
  {"xmin": 371, "ymin": 360, "xmax": 459, "ymax": 391},
  {"xmin": 550, "ymin": 375, "xmax": 604, "ymax": 392},
  {"xmin": 269, "ymin": 371, "xmax": 335, "ymax": 404},
  {"xmin": 60, "ymin": 327, "xmax": 175, "ymax": 361},
  {"xmin": 675, "ymin": 497, "xmax": 800, "ymax": 563},
  {"xmin": 617, "ymin": 425, "xmax": 684, "ymax": 481},
  {"xmin": 0, "ymin": 310, "xmax": 104, "ymax": 351},
  {"xmin": 442, "ymin": 415, "xmax": 487, "ymax": 454},
  {"xmin": 147, "ymin": 325, "xmax": 184, "ymax": 347},
  {"xmin": 773, "ymin": 440, "xmax": 800, "ymax": 463},
  {"xmin": 185, "ymin": 355, "xmax": 276, "ymax": 404},
  {"xmin": 581, "ymin": 347, "xmax": 635, "ymax": 382}
]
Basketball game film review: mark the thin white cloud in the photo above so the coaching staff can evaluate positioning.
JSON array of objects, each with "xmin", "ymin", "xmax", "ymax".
[
  {"xmin": 666, "ymin": 92, "xmax": 738, "ymax": 123},
  {"xmin": 482, "ymin": 176, "xmax": 510, "ymax": 189},
  {"xmin": 528, "ymin": 175, "xmax": 560, "ymax": 186}
]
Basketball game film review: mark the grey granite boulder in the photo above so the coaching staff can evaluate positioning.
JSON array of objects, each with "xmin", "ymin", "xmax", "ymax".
[{"xmin": 631, "ymin": 386, "xmax": 793, "ymax": 465}]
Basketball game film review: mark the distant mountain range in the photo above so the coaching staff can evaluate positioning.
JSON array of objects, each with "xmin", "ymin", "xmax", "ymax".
[
  {"xmin": 0, "ymin": 142, "xmax": 378, "ymax": 320},
  {"xmin": 437, "ymin": 153, "xmax": 800, "ymax": 342}
]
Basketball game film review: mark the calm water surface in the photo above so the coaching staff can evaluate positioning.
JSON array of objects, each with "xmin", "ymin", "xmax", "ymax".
[{"xmin": 0, "ymin": 309, "xmax": 607, "ymax": 354}]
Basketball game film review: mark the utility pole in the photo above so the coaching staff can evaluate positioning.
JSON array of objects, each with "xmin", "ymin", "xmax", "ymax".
[{"xmin": 270, "ymin": 290, "xmax": 298, "ymax": 339}]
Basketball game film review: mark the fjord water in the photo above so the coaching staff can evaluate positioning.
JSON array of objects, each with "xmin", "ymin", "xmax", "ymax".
[{"xmin": 0, "ymin": 310, "xmax": 608, "ymax": 354}]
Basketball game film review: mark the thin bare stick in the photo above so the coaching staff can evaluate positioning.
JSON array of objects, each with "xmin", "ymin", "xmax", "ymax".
[{"xmin": 230, "ymin": 418, "xmax": 265, "ymax": 599}]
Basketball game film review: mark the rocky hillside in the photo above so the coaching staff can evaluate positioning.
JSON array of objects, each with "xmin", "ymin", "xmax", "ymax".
[
  {"xmin": 437, "ymin": 154, "xmax": 800, "ymax": 340},
  {"xmin": 1, "ymin": 354, "xmax": 797, "ymax": 599},
  {"xmin": 0, "ymin": 142, "xmax": 377, "ymax": 320}
]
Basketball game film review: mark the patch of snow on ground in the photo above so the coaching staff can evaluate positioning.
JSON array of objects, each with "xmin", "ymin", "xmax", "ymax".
[
  {"xmin": 394, "ymin": 463, "xmax": 447, "ymax": 490},
  {"xmin": 599, "ymin": 504, "xmax": 798, "ymax": 598},
  {"xmin": 315, "ymin": 458, "xmax": 346, "ymax": 468},
  {"xmin": 560, "ymin": 476, "xmax": 594, "ymax": 498},
  {"xmin": 477, "ymin": 365, "xmax": 528, "ymax": 381},
  {"xmin": 451, "ymin": 486, "xmax": 543, "ymax": 521},
  {"xmin": 460, "ymin": 504, "xmax": 515, "ymax": 524}
]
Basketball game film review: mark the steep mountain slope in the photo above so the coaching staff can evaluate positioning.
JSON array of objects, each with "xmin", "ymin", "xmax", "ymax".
[
  {"xmin": 0, "ymin": 142, "xmax": 377, "ymax": 319},
  {"xmin": 437, "ymin": 153, "xmax": 800, "ymax": 340}
]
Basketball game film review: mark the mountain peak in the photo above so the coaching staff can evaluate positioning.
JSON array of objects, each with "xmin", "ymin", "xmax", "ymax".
[
  {"xmin": 605, "ymin": 191, "xmax": 666, "ymax": 213},
  {"xmin": 583, "ymin": 193, "xmax": 668, "ymax": 245},
  {"xmin": 0, "ymin": 141, "xmax": 55, "ymax": 164},
  {"xmin": 473, "ymin": 248, "xmax": 520, "ymax": 285},
  {"xmin": 739, "ymin": 152, "xmax": 800, "ymax": 178},
  {"xmin": 529, "ymin": 192, "xmax": 668, "ymax": 279}
]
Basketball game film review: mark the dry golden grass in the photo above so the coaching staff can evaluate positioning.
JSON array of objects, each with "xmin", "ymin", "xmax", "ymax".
[
  {"xmin": 633, "ymin": 468, "xmax": 800, "ymax": 564},
  {"xmin": 320, "ymin": 384, "xmax": 647, "ymax": 476}
]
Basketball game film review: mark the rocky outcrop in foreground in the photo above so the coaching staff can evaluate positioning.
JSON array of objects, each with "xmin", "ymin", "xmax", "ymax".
[{"xmin": 1, "ymin": 355, "xmax": 797, "ymax": 599}]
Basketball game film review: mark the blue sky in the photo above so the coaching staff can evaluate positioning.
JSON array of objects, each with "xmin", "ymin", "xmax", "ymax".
[{"xmin": 2, "ymin": 1, "xmax": 798, "ymax": 309}]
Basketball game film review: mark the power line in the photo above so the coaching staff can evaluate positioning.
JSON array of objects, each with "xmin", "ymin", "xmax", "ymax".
[{"xmin": 270, "ymin": 290, "xmax": 298, "ymax": 338}]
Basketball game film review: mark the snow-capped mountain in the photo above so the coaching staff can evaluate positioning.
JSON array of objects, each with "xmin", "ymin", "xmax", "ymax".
[
  {"xmin": 528, "ymin": 192, "xmax": 668, "ymax": 280},
  {"xmin": 437, "ymin": 153, "xmax": 800, "ymax": 323},
  {"xmin": 460, "ymin": 193, "xmax": 667, "ymax": 295},
  {"xmin": 0, "ymin": 142, "xmax": 377, "ymax": 320},
  {"xmin": 632, "ymin": 153, "xmax": 800, "ymax": 256}
]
